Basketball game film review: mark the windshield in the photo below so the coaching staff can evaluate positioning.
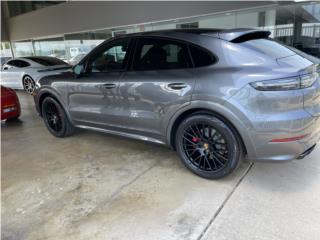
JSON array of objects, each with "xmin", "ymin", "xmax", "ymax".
[{"xmin": 241, "ymin": 38, "xmax": 296, "ymax": 59}]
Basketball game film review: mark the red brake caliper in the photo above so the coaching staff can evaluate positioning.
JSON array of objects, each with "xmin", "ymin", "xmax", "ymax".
[{"xmin": 192, "ymin": 137, "xmax": 200, "ymax": 143}]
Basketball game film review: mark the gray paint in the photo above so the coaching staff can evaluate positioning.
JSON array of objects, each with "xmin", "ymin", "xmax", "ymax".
[
  {"xmin": 6, "ymin": 1, "xmax": 275, "ymax": 41},
  {"xmin": 34, "ymin": 30, "xmax": 320, "ymax": 164}
]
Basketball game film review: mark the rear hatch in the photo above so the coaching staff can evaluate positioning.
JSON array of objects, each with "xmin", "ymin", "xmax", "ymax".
[
  {"xmin": 228, "ymin": 30, "xmax": 320, "ymax": 117},
  {"xmin": 277, "ymin": 55, "xmax": 320, "ymax": 117}
]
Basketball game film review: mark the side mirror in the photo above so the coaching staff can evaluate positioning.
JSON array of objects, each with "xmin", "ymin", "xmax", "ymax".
[{"xmin": 73, "ymin": 64, "xmax": 84, "ymax": 77}]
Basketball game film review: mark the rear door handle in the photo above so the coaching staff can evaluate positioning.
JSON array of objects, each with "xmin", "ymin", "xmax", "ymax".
[
  {"xmin": 168, "ymin": 83, "xmax": 187, "ymax": 90},
  {"xmin": 102, "ymin": 83, "xmax": 117, "ymax": 89}
]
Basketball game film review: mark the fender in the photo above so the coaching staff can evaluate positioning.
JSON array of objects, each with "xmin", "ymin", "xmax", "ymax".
[
  {"xmin": 166, "ymin": 100, "xmax": 257, "ymax": 160},
  {"xmin": 36, "ymin": 87, "xmax": 74, "ymax": 125}
]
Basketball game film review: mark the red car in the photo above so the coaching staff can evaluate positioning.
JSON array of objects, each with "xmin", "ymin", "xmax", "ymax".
[{"xmin": 1, "ymin": 86, "xmax": 21, "ymax": 120}]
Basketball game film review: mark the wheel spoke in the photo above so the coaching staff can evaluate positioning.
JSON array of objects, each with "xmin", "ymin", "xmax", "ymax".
[
  {"xmin": 204, "ymin": 155, "xmax": 213, "ymax": 171},
  {"xmin": 183, "ymin": 136, "xmax": 197, "ymax": 145},
  {"xmin": 189, "ymin": 126, "xmax": 201, "ymax": 139},
  {"xmin": 184, "ymin": 130, "xmax": 198, "ymax": 140},
  {"xmin": 45, "ymin": 102, "xmax": 63, "ymax": 133},
  {"xmin": 182, "ymin": 122, "xmax": 229, "ymax": 172},
  {"xmin": 211, "ymin": 153, "xmax": 225, "ymax": 167}
]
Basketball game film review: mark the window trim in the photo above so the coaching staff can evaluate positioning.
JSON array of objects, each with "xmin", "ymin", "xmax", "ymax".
[
  {"xmin": 129, "ymin": 36, "xmax": 194, "ymax": 72},
  {"xmin": 187, "ymin": 43, "xmax": 218, "ymax": 68},
  {"xmin": 83, "ymin": 37, "xmax": 134, "ymax": 74}
]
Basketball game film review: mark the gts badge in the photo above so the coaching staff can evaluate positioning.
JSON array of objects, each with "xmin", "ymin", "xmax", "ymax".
[{"xmin": 130, "ymin": 111, "xmax": 139, "ymax": 118}]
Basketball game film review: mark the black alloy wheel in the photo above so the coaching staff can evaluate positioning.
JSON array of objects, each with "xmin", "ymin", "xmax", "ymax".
[
  {"xmin": 41, "ymin": 97, "xmax": 74, "ymax": 137},
  {"xmin": 176, "ymin": 114, "xmax": 241, "ymax": 179}
]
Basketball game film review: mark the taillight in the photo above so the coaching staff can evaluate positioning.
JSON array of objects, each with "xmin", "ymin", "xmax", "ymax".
[
  {"xmin": 300, "ymin": 72, "xmax": 318, "ymax": 89},
  {"xmin": 250, "ymin": 72, "xmax": 318, "ymax": 91}
]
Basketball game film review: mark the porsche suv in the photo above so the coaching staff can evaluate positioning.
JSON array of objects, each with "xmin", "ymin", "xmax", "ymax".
[{"xmin": 34, "ymin": 29, "xmax": 320, "ymax": 179}]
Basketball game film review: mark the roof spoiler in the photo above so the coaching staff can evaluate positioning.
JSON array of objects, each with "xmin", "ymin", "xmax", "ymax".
[{"xmin": 204, "ymin": 29, "xmax": 271, "ymax": 42}]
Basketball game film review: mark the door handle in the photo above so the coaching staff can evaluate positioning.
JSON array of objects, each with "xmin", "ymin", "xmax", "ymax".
[
  {"xmin": 168, "ymin": 83, "xmax": 187, "ymax": 90},
  {"xmin": 102, "ymin": 83, "xmax": 117, "ymax": 89}
]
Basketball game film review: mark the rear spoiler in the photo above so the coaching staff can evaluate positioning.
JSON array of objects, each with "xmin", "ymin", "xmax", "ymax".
[{"xmin": 203, "ymin": 29, "xmax": 271, "ymax": 43}]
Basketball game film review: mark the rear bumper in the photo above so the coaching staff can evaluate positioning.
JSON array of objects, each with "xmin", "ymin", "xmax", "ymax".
[
  {"xmin": 1, "ymin": 102, "xmax": 20, "ymax": 120},
  {"xmin": 247, "ymin": 115, "xmax": 320, "ymax": 162},
  {"xmin": 227, "ymin": 83, "xmax": 320, "ymax": 162}
]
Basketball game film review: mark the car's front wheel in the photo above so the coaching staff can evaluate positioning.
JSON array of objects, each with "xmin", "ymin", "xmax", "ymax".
[
  {"xmin": 175, "ymin": 113, "xmax": 242, "ymax": 179},
  {"xmin": 41, "ymin": 97, "xmax": 74, "ymax": 137},
  {"xmin": 23, "ymin": 75, "xmax": 35, "ymax": 94}
]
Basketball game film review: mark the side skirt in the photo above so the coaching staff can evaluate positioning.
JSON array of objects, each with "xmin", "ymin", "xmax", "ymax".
[{"xmin": 76, "ymin": 125, "xmax": 167, "ymax": 145}]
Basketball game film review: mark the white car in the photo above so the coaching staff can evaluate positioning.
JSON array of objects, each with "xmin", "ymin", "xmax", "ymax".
[{"xmin": 0, "ymin": 56, "xmax": 71, "ymax": 94}]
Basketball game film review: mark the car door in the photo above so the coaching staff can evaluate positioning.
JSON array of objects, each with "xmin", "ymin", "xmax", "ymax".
[
  {"xmin": 68, "ymin": 37, "xmax": 133, "ymax": 129},
  {"xmin": 119, "ymin": 37, "xmax": 195, "ymax": 140},
  {"xmin": 1, "ymin": 60, "xmax": 25, "ymax": 89}
]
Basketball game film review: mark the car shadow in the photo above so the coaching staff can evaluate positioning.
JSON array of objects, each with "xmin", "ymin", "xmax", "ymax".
[{"xmin": 1, "ymin": 118, "xmax": 24, "ymax": 127}]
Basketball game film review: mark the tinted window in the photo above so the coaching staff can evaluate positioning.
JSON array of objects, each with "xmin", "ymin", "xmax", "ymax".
[
  {"xmin": 6, "ymin": 60, "xmax": 16, "ymax": 67},
  {"xmin": 189, "ymin": 45, "xmax": 215, "ymax": 67},
  {"xmin": 6, "ymin": 60, "xmax": 30, "ymax": 68},
  {"xmin": 25, "ymin": 57, "xmax": 67, "ymax": 66},
  {"xmin": 88, "ymin": 38, "xmax": 130, "ymax": 72},
  {"xmin": 133, "ymin": 38, "xmax": 191, "ymax": 70},
  {"xmin": 17, "ymin": 60, "xmax": 30, "ymax": 67},
  {"xmin": 241, "ymin": 39, "xmax": 296, "ymax": 59}
]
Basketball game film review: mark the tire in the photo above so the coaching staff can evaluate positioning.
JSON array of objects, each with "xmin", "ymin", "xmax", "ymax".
[
  {"xmin": 23, "ymin": 75, "xmax": 35, "ymax": 94},
  {"xmin": 41, "ymin": 97, "xmax": 74, "ymax": 137},
  {"xmin": 175, "ymin": 114, "xmax": 242, "ymax": 179}
]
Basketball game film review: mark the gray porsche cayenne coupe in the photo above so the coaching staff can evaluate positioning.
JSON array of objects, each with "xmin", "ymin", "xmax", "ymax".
[{"xmin": 34, "ymin": 29, "xmax": 320, "ymax": 179}]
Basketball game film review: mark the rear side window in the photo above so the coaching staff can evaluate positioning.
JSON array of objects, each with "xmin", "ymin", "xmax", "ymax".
[
  {"xmin": 240, "ymin": 39, "xmax": 295, "ymax": 59},
  {"xmin": 6, "ymin": 60, "xmax": 16, "ymax": 67},
  {"xmin": 189, "ymin": 45, "xmax": 215, "ymax": 67},
  {"xmin": 17, "ymin": 60, "xmax": 30, "ymax": 68},
  {"xmin": 133, "ymin": 38, "xmax": 191, "ymax": 70},
  {"xmin": 7, "ymin": 60, "xmax": 30, "ymax": 68}
]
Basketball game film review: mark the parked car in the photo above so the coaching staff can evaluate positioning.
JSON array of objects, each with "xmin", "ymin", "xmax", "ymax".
[
  {"xmin": 33, "ymin": 29, "xmax": 320, "ymax": 179},
  {"xmin": 1, "ymin": 86, "xmax": 21, "ymax": 121},
  {"xmin": 1, "ymin": 56, "xmax": 71, "ymax": 94}
]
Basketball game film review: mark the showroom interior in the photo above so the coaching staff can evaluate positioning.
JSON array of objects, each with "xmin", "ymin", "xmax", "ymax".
[{"xmin": 1, "ymin": 1, "xmax": 320, "ymax": 240}]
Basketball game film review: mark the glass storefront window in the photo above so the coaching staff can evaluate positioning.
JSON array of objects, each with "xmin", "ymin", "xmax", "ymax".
[
  {"xmin": 64, "ymin": 31, "xmax": 112, "ymax": 65},
  {"xmin": 0, "ymin": 42, "xmax": 13, "ymax": 65},
  {"xmin": 199, "ymin": 12, "xmax": 236, "ymax": 28},
  {"xmin": 33, "ymin": 37, "xmax": 66, "ymax": 61},
  {"xmin": 12, "ymin": 41, "xmax": 34, "ymax": 57},
  {"xmin": 293, "ymin": 3, "xmax": 320, "ymax": 57}
]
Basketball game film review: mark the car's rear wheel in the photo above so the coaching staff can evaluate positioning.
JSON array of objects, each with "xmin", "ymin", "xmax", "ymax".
[
  {"xmin": 41, "ymin": 97, "xmax": 74, "ymax": 137},
  {"xmin": 23, "ymin": 76, "xmax": 35, "ymax": 94},
  {"xmin": 175, "ymin": 114, "xmax": 242, "ymax": 179}
]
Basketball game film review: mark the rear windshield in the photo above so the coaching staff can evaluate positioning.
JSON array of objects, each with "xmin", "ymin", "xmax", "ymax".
[
  {"xmin": 240, "ymin": 38, "xmax": 296, "ymax": 59},
  {"xmin": 25, "ymin": 57, "xmax": 67, "ymax": 66}
]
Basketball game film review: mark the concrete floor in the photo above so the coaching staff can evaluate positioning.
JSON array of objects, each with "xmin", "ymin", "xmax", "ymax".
[{"xmin": 2, "ymin": 91, "xmax": 320, "ymax": 240}]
